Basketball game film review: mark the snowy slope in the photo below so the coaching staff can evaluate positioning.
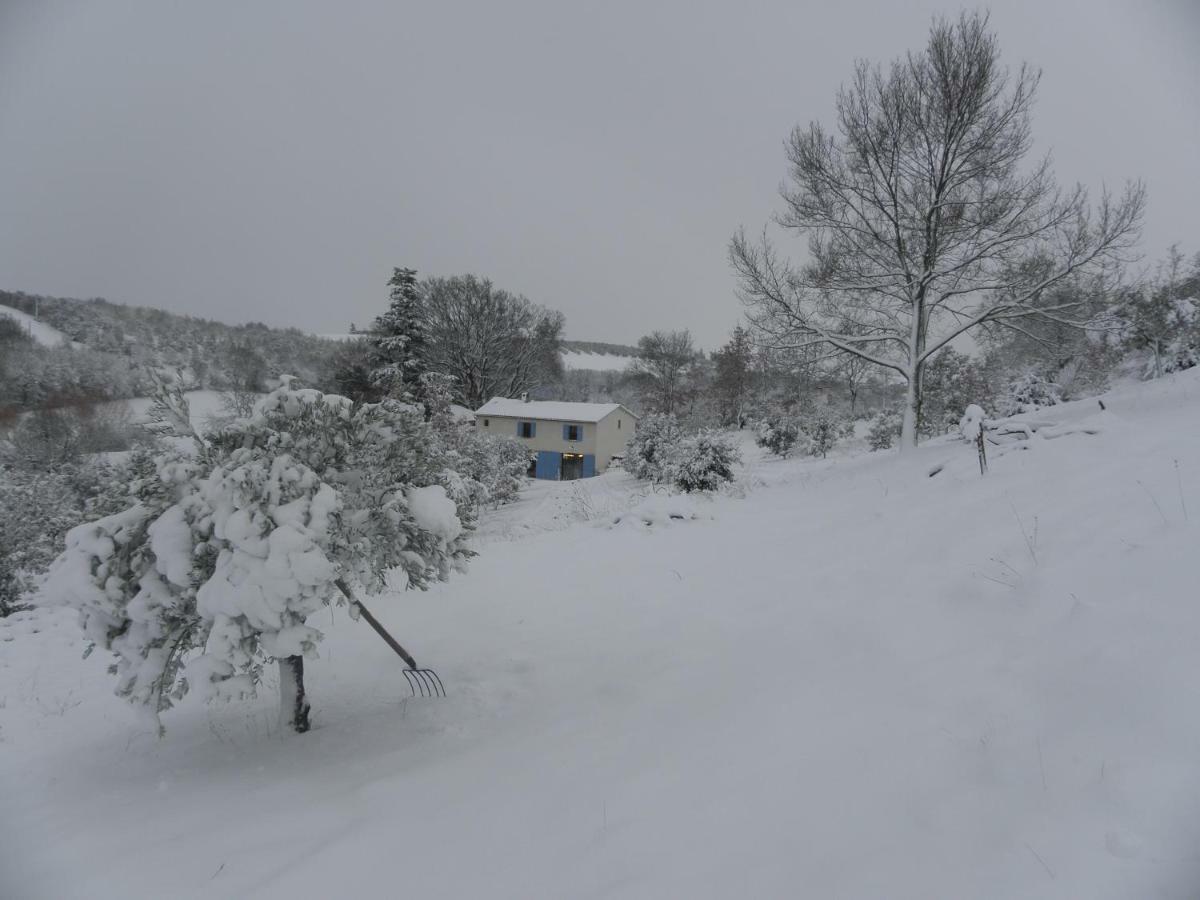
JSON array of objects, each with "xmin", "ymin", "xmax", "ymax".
[
  {"xmin": 4, "ymin": 371, "xmax": 1200, "ymax": 899},
  {"xmin": 0, "ymin": 303, "xmax": 70, "ymax": 347},
  {"xmin": 561, "ymin": 349, "xmax": 636, "ymax": 372}
]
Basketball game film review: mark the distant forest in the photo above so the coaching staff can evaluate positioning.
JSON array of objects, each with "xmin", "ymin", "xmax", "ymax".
[{"xmin": 0, "ymin": 291, "xmax": 644, "ymax": 416}]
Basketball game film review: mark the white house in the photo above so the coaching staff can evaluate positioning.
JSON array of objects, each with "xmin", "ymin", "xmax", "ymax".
[{"xmin": 475, "ymin": 397, "xmax": 639, "ymax": 480}]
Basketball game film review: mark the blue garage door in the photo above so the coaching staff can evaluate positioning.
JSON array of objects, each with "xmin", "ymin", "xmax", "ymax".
[
  {"xmin": 535, "ymin": 450, "xmax": 561, "ymax": 480},
  {"xmin": 582, "ymin": 454, "xmax": 596, "ymax": 477}
]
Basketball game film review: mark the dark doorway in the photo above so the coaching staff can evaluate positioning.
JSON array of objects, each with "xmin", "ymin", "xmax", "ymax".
[{"xmin": 560, "ymin": 453, "xmax": 583, "ymax": 481}]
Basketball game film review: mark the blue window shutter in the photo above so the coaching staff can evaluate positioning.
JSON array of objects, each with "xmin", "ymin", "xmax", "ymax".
[
  {"xmin": 582, "ymin": 454, "xmax": 596, "ymax": 478},
  {"xmin": 562, "ymin": 423, "xmax": 570, "ymax": 441},
  {"xmin": 531, "ymin": 421, "xmax": 536, "ymax": 438},
  {"xmin": 578, "ymin": 425, "xmax": 584, "ymax": 440},
  {"xmin": 517, "ymin": 421, "xmax": 522, "ymax": 437}
]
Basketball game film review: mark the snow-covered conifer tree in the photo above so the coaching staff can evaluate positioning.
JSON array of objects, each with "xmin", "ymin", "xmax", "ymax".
[
  {"xmin": 755, "ymin": 414, "xmax": 801, "ymax": 458},
  {"xmin": 370, "ymin": 267, "xmax": 427, "ymax": 400},
  {"xmin": 41, "ymin": 376, "xmax": 471, "ymax": 734}
]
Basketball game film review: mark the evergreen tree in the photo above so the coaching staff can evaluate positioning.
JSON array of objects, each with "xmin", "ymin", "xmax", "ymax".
[
  {"xmin": 41, "ymin": 375, "xmax": 472, "ymax": 734},
  {"xmin": 712, "ymin": 326, "xmax": 755, "ymax": 427},
  {"xmin": 756, "ymin": 414, "xmax": 802, "ymax": 458},
  {"xmin": 370, "ymin": 267, "xmax": 427, "ymax": 400}
]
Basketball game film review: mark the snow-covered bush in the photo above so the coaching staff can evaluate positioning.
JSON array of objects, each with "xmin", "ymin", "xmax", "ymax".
[
  {"xmin": 866, "ymin": 409, "xmax": 902, "ymax": 451},
  {"xmin": 998, "ymin": 369, "xmax": 1061, "ymax": 417},
  {"xmin": 755, "ymin": 414, "xmax": 801, "ymax": 458},
  {"xmin": 0, "ymin": 453, "xmax": 141, "ymax": 617},
  {"xmin": 0, "ymin": 468, "xmax": 85, "ymax": 616},
  {"xmin": 423, "ymin": 371, "xmax": 531, "ymax": 509},
  {"xmin": 803, "ymin": 410, "xmax": 853, "ymax": 458},
  {"xmin": 40, "ymin": 377, "xmax": 473, "ymax": 733},
  {"xmin": 670, "ymin": 430, "xmax": 741, "ymax": 492},
  {"xmin": 920, "ymin": 348, "xmax": 994, "ymax": 436},
  {"xmin": 958, "ymin": 404, "xmax": 986, "ymax": 441},
  {"xmin": 625, "ymin": 413, "xmax": 683, "ymax": 482}
]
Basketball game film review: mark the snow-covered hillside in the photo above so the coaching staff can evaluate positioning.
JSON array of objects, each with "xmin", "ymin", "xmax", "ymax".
[
  {"xmin": 561, "ymin": 349, "xmax": 636, "ymax": 372},
  {"xmin": 0, "ymin": 303, "xmax": 70, "ymax": 347},
  {"xmin": 3, "ymin": 371, "xmax": 1200, "ymax": 899}
]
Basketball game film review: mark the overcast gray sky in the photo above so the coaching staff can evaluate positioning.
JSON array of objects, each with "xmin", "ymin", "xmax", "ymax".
[{"xmin": 1, "ymin": 0, "xmax": 1196, "ymax": 348}]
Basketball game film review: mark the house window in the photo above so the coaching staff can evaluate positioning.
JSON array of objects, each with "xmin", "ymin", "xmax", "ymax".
[
  {"xmin": 564, "ymin": 424, "xmax": 582, "ymax": 442},
  {"xmin": 518, "ymin": 421, "xmax": 535, "ymax": 438},
  {"xmin": 483, "ymin": 419, "xmax": 490, "ymax": 427},
  {"xmin": 618, "ymin": 419, "xmax": 622, "ymax": 429}
]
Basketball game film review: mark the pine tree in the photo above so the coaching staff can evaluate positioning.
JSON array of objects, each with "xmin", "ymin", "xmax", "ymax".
[
  {"xmin": 41, "ymin": 375, "xmax": 472, "ymax": 734},
  {"xmin": 370, "ymin": 267, "xmax": 427, "ymax": 400},
  {"xmin": 712, "ymin": 326, "xmax": 755, "ymax": 427}
]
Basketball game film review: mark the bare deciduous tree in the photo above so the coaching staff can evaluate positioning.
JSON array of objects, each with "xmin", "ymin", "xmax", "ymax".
[
  {"xmin": 628, "ymin": 329, "xmax": 700, "ymax": 415},
  {"xmin": 731, "ymin": 12, "xmax": 1144, "ymax": 447},
  {"xmin": 421, "ymin": 275, "xmax": 564, "ymax": 409}
]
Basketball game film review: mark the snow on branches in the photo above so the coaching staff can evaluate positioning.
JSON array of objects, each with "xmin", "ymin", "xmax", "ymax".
[
  {"xmin": 625, "ymin": 413, "xmax": 741, "ymax": 492},
  {"xmin": 40, "ymin": 377, "xmax": 473, "ymax": 732}
]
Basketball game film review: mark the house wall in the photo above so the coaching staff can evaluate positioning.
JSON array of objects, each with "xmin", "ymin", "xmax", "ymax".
[
  {"xmin": 476, "ymin": 411, "xmax": 637, "ymax": 475},
  {"xmin": 593, "ymin": 409, "xmax": 636, "ymax": 472},
  {"xmin": 478, "ymin": 415, "xmax": 598, "ymax": 467}
]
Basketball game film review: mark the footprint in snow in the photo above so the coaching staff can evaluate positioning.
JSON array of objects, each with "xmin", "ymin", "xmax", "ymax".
[{"xmin": 1105, "ymin": 828, "xmax": 1143, "ymax": 859}]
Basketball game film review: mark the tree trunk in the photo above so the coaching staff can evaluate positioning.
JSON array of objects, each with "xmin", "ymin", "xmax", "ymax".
[
  {"xmin": 899, "ymin": 367, "xmax": 922, "ymax": 450},
  {"xmin": 278, "ymin": 656, "xmax": 311, "ymax": 734}
]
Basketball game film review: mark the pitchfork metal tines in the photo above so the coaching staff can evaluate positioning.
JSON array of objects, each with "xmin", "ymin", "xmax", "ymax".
[
  {"xmin": 403, "ymin": 667, "xmax": 446, "ymax": 698},
  {"xmin": 335, "ymin": 579, "xmax": 448, "ymax": 700}
]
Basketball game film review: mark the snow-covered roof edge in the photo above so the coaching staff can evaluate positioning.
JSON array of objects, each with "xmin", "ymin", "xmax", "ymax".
[{"xmin": 475, "ymin": 397, "xmax": 640, "ymax": 424}]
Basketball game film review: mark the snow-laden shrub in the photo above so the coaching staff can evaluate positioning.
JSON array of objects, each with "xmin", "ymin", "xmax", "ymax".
[
  {"xmin": 803, "ymin": 410, "xmax": 853, "ymax": 458},
  {"xmin": 998, "ymin": 369, "xmax": 1061, "ymax": 417},
  {"xmin": 958, "ymin": 404, "xmax": 986, "ymax": 441},
  {"xmin": 866, "ymin": 409, "xmax": 902, "ymax": 451},
  {"xmin": 755, "ymin": 414, "xmax": 801, "ymax": 458},
  {"xmin": 452, "ymin": 430, "xmax": 531, "ymax": 508},
  {"xmin": 1164, "ymin": 331, "xmax": 1199, "ymax": 375},
  {"xmin": 423, "ymin": 372, "xmax": 531, "ymax": 509},
  {"xmin": 625, "ymin": 413, "xmax": 683, "ymax": 482},
  {"xmin": 0, "ymin": 468, "xmax": 85, "ymax": 616},
  {"xmin": 0, "ymin": 453, "xmax": 142, "ymax": 617},
  {"xmin": 670, "ymin": 430, "xmax": 741, "ymax": 493},
  {"xmin": 40, "ymin": 377, "xmax": 473, "ymax": 733}
]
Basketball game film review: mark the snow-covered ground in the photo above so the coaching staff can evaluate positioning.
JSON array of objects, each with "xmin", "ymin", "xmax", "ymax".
[
  {"xmin": 3, "ymin": 371, "xmax": 1200, "ymax": 899},
  {"xmin": 0, "ymin": 304, "xmax": 71, "ymax": 348},
  {"xmin": 561, "ymin": 349, "xmax": 636, "ymax": 372},
  {"xmin": 307, "ymin": 336, "xmax": 633, "ymax": 371}
]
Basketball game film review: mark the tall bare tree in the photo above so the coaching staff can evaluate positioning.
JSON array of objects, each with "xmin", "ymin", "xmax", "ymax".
[
  {"xmin": 731, "ymin": 12, "xmax": 1144, "ymax": 447},
  {"xmin": 628, "ymin": 329, "xmax": 700, "ymax": 415},
  {"xmin": 421, "ymin": 275, "xmax": 564, "ymax": 409}
]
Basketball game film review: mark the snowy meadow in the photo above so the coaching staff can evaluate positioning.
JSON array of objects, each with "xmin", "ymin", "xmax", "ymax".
[
  {"xmin": 3, "ymin": 369, "xmax": 1200, "ymax": 898},
  {"xmin": 3, "ymin": 6, "xmax": 1200, "ymax": 899}
]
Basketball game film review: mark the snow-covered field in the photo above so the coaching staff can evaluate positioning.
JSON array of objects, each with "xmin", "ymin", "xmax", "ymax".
[
  {"xmin": 3, "ymin": 371, "xmax": 1200, "ymax": 899},
  {"xmin": 561, "ymin": 350, "xmax": 636, "ymax": 372},
  {"xmin": 0, "ymin": 304, "xmax": 71, "ymax": 348},
  {"xmin": 308, "ymin": 336, "xmax": 633, "ymax": 372}
]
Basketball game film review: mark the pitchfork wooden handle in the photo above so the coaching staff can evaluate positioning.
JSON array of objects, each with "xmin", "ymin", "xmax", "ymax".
[{"xmin": 335, "ymin": 579, "xmax": 420, "ymax": 669}]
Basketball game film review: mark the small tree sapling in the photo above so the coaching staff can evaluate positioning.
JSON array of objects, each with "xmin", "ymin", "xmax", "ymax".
[{"xmin": 41, "ymin": 374, "xmax": 472, "ymax": 734}]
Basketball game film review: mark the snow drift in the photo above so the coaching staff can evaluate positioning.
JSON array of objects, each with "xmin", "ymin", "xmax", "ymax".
[{"xmin": 2, "ymin": 370, "xmax": 1200, "ymax": 899}]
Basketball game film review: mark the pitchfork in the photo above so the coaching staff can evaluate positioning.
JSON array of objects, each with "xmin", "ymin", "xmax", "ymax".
[{"xmin": 335, "ymin": 579, "xmax": 446, "ymax": 698}]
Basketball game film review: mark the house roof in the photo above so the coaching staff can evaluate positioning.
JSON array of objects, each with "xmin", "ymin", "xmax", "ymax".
[{"xmin": 475, "ymin": 397, "xmax": 638, "ymax": 423}]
